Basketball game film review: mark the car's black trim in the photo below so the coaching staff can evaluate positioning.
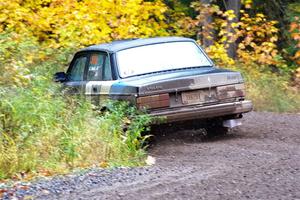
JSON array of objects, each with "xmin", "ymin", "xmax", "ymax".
[{"xmin": 66, "ymin": 52, "xmax": 89, "ymax": 81}]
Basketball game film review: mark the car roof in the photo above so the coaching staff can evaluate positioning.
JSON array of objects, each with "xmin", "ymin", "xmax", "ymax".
[{"xmin": 78, "ymin": 37, "xmax": 195, "ymax": 53}]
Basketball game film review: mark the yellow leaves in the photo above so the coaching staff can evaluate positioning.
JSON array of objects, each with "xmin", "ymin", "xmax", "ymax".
[
  {"xmin": 192, "ymin": 2, "xmax": 281, "ymax": 67},
  {"xmin": 0, "ymin": 32, "xmax": 40, "ymax": 87},
  {"xmin": 0, "ymin": 65, "xmax": 31, "ymax": 87},
  {"xmin": 145, "ymin": 155, "xmax": 156, "ymax": 166},
  {"xmin": 245, "ymin": 4, "xmax": 252, "ymax": 9},
  {"xmin": 204, "ymin": 43, "xmax": 235, "ymax": 66},
  {"xmin": 231, "ymin": 22, "xmax": 239, "ymax": 28},
  {"xmin": 99, "ymin": 161, "xmax": 109, "ymax": 168},
  {"xmin": 288, "ymin": 17, "xmax": 300, "ymax": 66},
  {"xmin": 219, "ymin": 36, "xmax": 228, "ymax": 43},
  {"xmin": 269, "ymin": 25, "xmax": 279, "ymax": 33},
  {"xmin": 1, "ymin": 0, "xmax": 171, "ymax": 49},
  {"xmin": 290, "ymin": 22, "xmax": 299, "ymax": 32},
  {"xmin": 224, "ymin": 10, "xmax": 236, "ymax": 21},
  {"xmin": 246, "ymin": 26, "xmax": 251, "ymax": 31},
  {"xmin": 256, "ymin": 13, "xmax": 265, "ymax": 18},
  {"xmin": 293, "ymin": 51, "xmax": 300, "ymax": 59},
  {"xmin": 241, "ymin": 0, "xmax": 253, "ymax": 9},
  {"xmin": 238, "ymin": 43, "xmax": 245, "ymax": 50},
  {"xmin": 256, "ymin": 31, "xmax": 265, "ymax": 37},
  {"xmin": 249, "ymin": 42, "xmax": 256, "ymax": 48},
  {"xmin": 292, "ymin": 33, "xmax": 300, "ymax": 40},
  {"xmin": 233, "ymin": 11, "xmax": 281, "ymax": 66},
  {"xmin": 123, "ymin": 117, "xmax": 131, "ymax": 125}
]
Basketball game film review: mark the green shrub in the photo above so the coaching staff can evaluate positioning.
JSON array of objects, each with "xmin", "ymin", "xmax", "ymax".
[
  {"xmin": 234, "ymin": 64, "xmax": 300, "ymax": 113},
  {"xmin": 0, "ymin": 79, "xmax": 152, "ymax": 179},
  {"xmin": 0, "ymin": 32, "xmax": 152, "ymax": 179}
]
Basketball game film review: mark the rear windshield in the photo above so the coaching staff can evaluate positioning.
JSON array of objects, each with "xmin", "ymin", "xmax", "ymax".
[{"xmin": 116, "ymin": 41, "xmax": 212, "ymax": 78}]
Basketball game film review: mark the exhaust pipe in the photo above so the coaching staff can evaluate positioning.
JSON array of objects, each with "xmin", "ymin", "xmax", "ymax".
[{"xmin": 223, "ymin": 119, "xmax": 242, "ymax": 128}]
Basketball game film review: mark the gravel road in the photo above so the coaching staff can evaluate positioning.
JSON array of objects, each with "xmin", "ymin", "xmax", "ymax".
[{"xmin": 2, "ymin": 112, "xmax": 300, "ymax": 200}]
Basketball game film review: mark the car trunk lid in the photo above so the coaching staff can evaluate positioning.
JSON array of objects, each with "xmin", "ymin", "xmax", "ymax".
[
  {"xmin": 126, "ymin": 68, "xmax": 245, "ymax": 109},
  {"xmin": 137, "ymin": 70, "xmax": 243, "ymax": 96}
]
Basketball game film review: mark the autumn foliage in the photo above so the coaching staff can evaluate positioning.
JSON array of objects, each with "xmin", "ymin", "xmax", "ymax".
[
  {"xmin": 0, "ymin": 0, "xmax": 299, "ymax": 83},
  {"xmin": 191, "ymin": 2, "xmax": 281, "ymax": 67},
  {"xmin": 0, "ymin": 0, "xmax": 173, "ymax": 48},
  {"xmin": 0, "ymin": 0, "xmax": 299, "ymax": 180}
]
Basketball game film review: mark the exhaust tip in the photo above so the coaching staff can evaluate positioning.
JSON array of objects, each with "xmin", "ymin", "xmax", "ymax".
[{"xmin": 223, "ymin": 119, "xmax": 242, "ymax": 128}]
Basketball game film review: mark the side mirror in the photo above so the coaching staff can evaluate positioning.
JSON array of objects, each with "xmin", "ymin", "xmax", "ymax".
[{"xmin": 53, "ymin": 72, "xmax": 67, "ymax": 82}]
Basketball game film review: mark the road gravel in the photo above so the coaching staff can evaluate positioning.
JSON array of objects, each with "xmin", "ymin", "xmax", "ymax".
[{"xmin": 2, "ymin": 112, "xmax": 300, "ymax": 200}]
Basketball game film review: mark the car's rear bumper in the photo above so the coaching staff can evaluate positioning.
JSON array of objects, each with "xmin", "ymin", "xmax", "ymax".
[{"xmin": 150, "ymin": 100, "xmax": 253, "ymax": 122}]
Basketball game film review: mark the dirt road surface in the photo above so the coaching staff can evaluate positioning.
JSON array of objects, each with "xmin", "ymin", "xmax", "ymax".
[{"xmin": 3, "ymin": 112, "xmax": 300, "ymax": 200}]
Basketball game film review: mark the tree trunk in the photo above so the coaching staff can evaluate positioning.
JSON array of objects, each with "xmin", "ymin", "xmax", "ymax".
[
  {"xmin": 226, "ymin": 0, "xmax": 241, "ymax": 59},
  {"xmin": 198, "ymin": 0, "xmax": 214, "ymax": 48}
]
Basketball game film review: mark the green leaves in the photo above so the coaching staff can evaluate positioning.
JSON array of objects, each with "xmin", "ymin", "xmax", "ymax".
[{"xmin": 102, "ymin": 100, "xmax": 152, "ymax": 152}]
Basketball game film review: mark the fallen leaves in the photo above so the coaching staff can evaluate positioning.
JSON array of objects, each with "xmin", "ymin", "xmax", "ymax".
[{"xmin": 145, "ymin": 155, "xmax": 156, "ymax": 166}]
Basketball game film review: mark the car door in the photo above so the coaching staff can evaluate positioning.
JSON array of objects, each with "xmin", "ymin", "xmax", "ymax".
[
  {"xmin": 85, "ymin": 52, "xmax": 114, "ymax": 105},
  {"xmin": 65, "ymin": 53, "xmax": 88, "ymax": 94}
]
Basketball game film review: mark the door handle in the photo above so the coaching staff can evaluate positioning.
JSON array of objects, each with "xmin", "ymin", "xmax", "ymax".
[{"xmin": 92, "ymin": 86, "xmax": 98, "ymax": 93}]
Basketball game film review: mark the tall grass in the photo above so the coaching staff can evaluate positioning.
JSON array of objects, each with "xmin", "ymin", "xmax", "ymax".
[
  {"xmin": 235, "ymin": 64, "xmax": 300, "ymax": 113},
  {"xmin": 0, "ymin": 32, "xmax": 153, "ymax": 180},
  {"xmin": 0, "ymin": 79, "xmax": 152, "ymax": 179}
]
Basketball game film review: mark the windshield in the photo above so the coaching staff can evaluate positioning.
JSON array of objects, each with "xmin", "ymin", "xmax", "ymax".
[{"xmin": 116, "ymin": 41, "xmax": 212, "ymax": 78}]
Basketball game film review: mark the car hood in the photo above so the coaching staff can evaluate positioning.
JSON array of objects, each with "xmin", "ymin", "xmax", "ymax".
[{"xmin": 111, "ymin": 67, "xmax": 244, "ymax": 96}]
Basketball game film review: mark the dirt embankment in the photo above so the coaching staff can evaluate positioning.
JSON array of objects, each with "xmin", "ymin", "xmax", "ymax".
[{"xmin": 3, "ymin": 112, "xmax": 300, "ymax": 200}]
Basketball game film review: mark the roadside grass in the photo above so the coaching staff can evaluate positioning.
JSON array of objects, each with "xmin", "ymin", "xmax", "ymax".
[
  {"xmin": 0, "ymin": 32, "xmax": 152, "ymax": 180},
  {"xmin": 245, "ymin": 74, "xmax": 300, "ymax": 113},
  {"xmin": 233, "ymin": 64, "xmax": 300, "ymax": 113},
  {"xmin": 0, "ymin": 79, "xmax": 152, "ymax": 180}
]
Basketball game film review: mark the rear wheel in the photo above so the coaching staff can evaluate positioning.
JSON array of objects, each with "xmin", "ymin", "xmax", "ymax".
[{"xmin": 205, "ymin": 119, "xmax": 229, "ymax": 137}]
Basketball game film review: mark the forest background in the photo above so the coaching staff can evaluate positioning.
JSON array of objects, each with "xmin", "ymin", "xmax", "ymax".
[{"xmin": 0, "ymin": 0, "xmax": 299, "ymax": 180}]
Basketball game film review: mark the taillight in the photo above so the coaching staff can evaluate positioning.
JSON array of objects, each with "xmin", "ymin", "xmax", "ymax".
[
  {"xmin": 137, "ymin": 93, "xmax": 170, "ymax": 109},
  {"xmin": 216, "ymin": 84, "xmax": 245, "ymax": 100}
]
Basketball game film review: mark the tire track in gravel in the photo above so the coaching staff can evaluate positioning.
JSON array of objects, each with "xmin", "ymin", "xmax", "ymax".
[
  {"xmin": 80, "ymin": 150, "xmax": 280, "ymax": 200},
  {"xmin": 71, "ymin": 112, "xmax": 300, "ymax": 200},
  {"xmin": 76, "ymin": 165, "xmax": 227, "ymax": 200},
  {"xmin": 3, "ymin": 112, "xmax": 300, "ymax": 200}
]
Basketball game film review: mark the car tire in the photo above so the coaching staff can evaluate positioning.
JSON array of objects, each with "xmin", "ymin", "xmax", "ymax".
[{"xmin": 205, "ymin": 120, "xmax": 229, "ymax": 137}]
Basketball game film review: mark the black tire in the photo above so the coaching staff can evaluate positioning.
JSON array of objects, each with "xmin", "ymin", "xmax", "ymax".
[{"xmin": 205, "ymin": 120, "xmax": 229, "ymax": 137}]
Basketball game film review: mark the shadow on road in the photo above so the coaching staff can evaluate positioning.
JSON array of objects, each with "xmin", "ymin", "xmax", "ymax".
[{"xmin": 148, "ymin": 123, "xmax": 245, "ymax": 149}]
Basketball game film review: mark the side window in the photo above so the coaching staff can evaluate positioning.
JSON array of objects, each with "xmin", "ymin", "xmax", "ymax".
[
  {"xmin": 87, "ymin": 53, "xmax": 112, "ymax": 81},
  {"xmin": 68, "ymin": 56, "xmax": 87, "ymax": 81},
  {"xmin": 103, "ymin": 56, "xmax": 112, "ymax": 81}
]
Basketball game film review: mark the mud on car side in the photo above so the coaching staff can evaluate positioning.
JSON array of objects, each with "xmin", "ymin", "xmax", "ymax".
[{"xmin": 54, "ymin": 37, "xmax": 253, "ymax": 134}]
